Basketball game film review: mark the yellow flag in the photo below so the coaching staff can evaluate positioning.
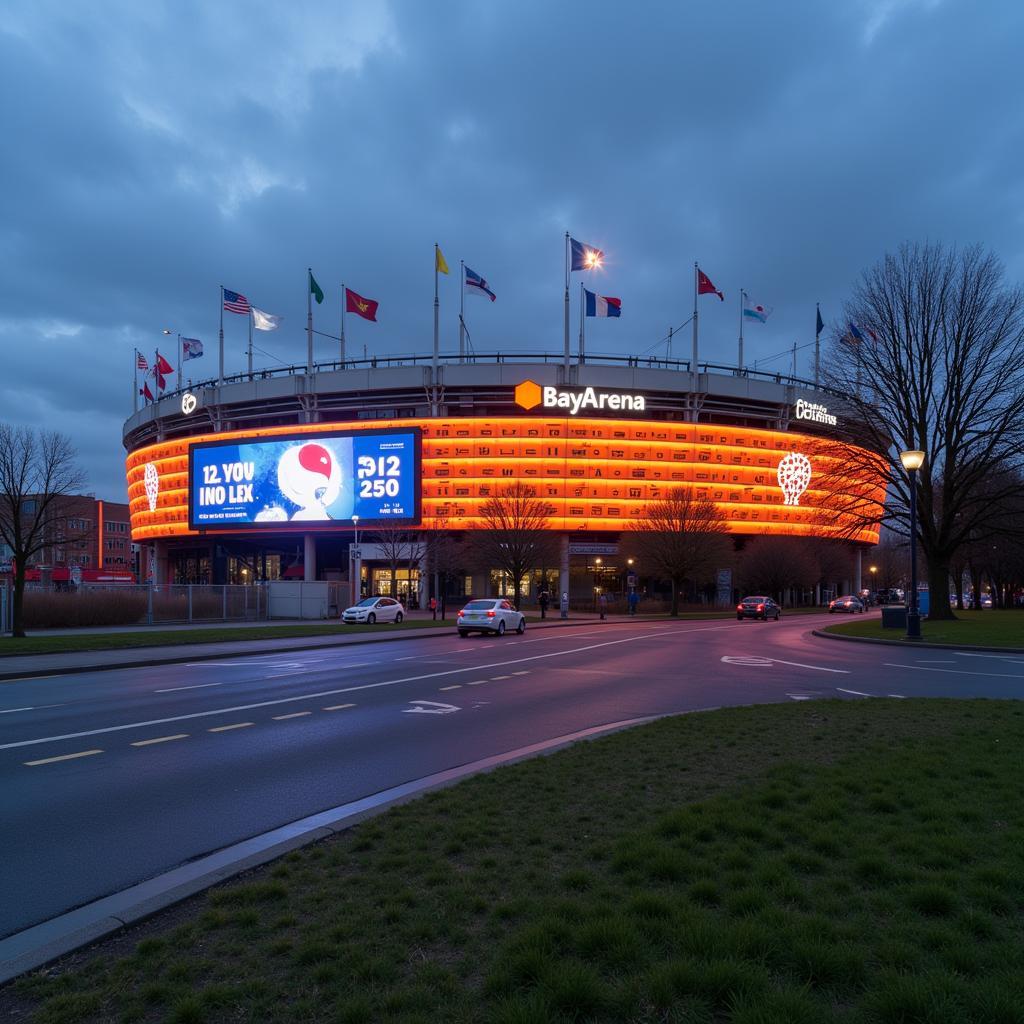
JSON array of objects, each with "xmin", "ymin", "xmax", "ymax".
[{"xmin": 435, "ymin": 245, "xmax": 449, "ymax": 275}]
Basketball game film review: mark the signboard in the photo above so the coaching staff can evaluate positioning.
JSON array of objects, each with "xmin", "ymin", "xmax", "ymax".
[
  {"xmin": 515, "ymin": 380, "xmax": 646, "ymax": 416},
  {"xmin": 626, "ymin": 572, "xmax": 637, "ymax": 588},
  {"xmin": 715, "ymin": 568, "xmax": 732, "ymax": 608},
  {"xmin": 568, "ymin": 542, "xmax": 619, "ymax": 556},
  {"xmin": 793, "ymin": 399, "xmax": 837, "ymax": 426},
  {"xmin": 189, "ymin": 428, "xmax": 420, "ymax": 530},
  {"xmin": 69, "ymin": 565, "xmax": 83, "ymax": 587}
]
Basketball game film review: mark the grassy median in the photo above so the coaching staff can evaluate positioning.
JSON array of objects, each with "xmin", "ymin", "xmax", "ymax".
[
  {"xmin": 824, "ymin": 608, "xmax": 1024, "ymax": 649},
  {"xmin": 5, "ymin": 700, "xmax": 1023, "ymax": 1023}
]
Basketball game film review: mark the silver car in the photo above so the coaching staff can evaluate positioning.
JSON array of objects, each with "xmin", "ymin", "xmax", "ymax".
[
  {"xmin": 457, "ymin": 598, "xmax": 526, "ymax": 637},
  {"xmin": 342, "ymin": 596, "xmax": 404, "ymax": 624}
]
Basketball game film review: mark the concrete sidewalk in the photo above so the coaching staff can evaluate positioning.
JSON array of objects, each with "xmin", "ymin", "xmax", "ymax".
[{"xmin": 0, "ymin": 615, "xmax": 608, "ymax": 682}]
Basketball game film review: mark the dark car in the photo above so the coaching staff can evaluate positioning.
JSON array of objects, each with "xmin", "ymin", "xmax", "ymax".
[
  {"xmin": 829, "ymin": 595, "xmax": 865, "ymax": 613},
  {"xmin": 736, "ymin": 596, "xmax": 781, "ymax": 621}
]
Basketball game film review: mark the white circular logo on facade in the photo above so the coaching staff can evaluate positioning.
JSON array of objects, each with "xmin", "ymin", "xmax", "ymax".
[
  {"xmin": 181, "ymin": 392, "xmax": 198, "ymax": 415},
  {"xmin": 144, "ymin": 462, "xmax": 160, "ymax": 513},
  {"xmin": 777, "ymin": 452, "xmax": 812, "ymax": 506}
]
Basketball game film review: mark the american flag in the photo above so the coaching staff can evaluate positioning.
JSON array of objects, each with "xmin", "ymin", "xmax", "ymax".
[
  {"xmin": 223, "ymin": 288, "xmax": 251, "ymax": 315},
  {"xmin": 136, "ymin": 351, "xmax": 149, "ymax": 371}
]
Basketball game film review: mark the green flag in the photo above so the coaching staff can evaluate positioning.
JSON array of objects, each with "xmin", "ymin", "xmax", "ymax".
[{"xmin": 309, "ymin": 271, "xmax": 324, "ymax": 305}]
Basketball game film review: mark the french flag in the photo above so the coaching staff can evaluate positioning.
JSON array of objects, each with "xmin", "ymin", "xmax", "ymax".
[{"xmin": 584, "ymin": 288, "xmax": 621, "ymax": 318}]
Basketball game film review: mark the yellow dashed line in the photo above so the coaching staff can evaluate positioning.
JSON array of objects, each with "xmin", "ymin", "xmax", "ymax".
[
  {"xmin": 24, "ymin": 749, "xmax": 103, "ymax": 767},
  {"xmin": 272, "ymin": 711, "xmax": 312, "ymax": 721},
  {"xmin": 208, "ymin": 722, "xmax": 254, "ymax": 733},
  {"xmin": 131, "ymin": 734, "xmax": 188, "ymax": 747},
  {"xmin": 439, "ymin": 685, "xmax": 462, "ymax": 691},
  {"xmin": 323, "ymin": 703, "xmax": 356, "ymax": 711}
]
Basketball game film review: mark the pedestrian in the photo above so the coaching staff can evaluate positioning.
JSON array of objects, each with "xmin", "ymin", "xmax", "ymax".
[
  {"xmin": 538, "ymin": 589, "xmax": 549, "ymax": 620},
  {"xmin": 628, "ymin": 589, "xmax": 638, "ymax": 616},
  {"xmin": 429, "ymin": 596, "xmax": 437, "ymax": 621},
  {"xmin": 599, "ymin": 591, "xmax": 608, "ymax": 620}
]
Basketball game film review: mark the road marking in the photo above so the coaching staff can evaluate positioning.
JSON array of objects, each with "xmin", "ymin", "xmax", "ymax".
[
  {"xmin": 272, "ymin": 711, "xmax": 312, "ymax": 720},
  {"xmin": 403, "ymin": 700, "xmax": 460, "ymax": 715},
  {"xmin": 837, "ymin": 688, "xmax": 871, "ymax": 696},
  {"xmin": 788, "ymin": 694, "xmax": 813, "ymax": 701},
  {"xmin": 916, "ymin": 660, "xmax": 956, "ymax": 664},
  {"xmin": 24, "ymin": 749, "xmax": 103, "ymax": 766},
  {"xmin": 184, "ymin": 662, "xmax": 261, "ymax": 668},
  {"xmin": 439, "ymin": 684, "xmax": 462, "ymax": 691},
  {"xmin": 323, "ymin": 703, "xmax": 356, "ymax": 711},
  {"xmin": 512, "ymin": 670, "xmax": 530, "ymax": 676},
  {"xmin": 208, "ymin": 722, "xmax": 253, "ymax": 732},
  {"xmin": 491, "ymin": 675, "xmax": 511, "ymax": 680},
  {"xmin": 266, "ymin": 672, "xmax": 295, "ymax": 678},
  {"xmin": 155, "ymin": 682, "xmax": 224, "ymax": 693},
  {"xmin": 883, "ymin": 663, "xmax": 1024, "ymax": 679},
  {"xmin": 0, "ymin": 626, "xmax": 722, "ymax": 752},
  {"xmin": 721, "ymin": 654, "xmax": 848, "ymax": 674},
  {"xmin": 888, "ymin": 694, "xmax": 906, "ymax": 699},
  {"xmin": 953, "ymin": 652, "xmax": 1024, "ymax": 662},
  {"xmin": 466, "ymin": 680, "xmax": 488, "ymax": 686},
  {"xmin": 771, "ymin": 658, "xmax": 849, "ymax": 674},
  {"xmin": 1, "ymin": 707, "xmax": 35, "ymax": 714},
  {"xmin": 131, "ymin": 734, "xmax": 188, "ymax": 747}
]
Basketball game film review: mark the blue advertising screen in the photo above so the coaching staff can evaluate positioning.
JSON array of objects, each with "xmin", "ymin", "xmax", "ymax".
[{"xmin": 189, "ymin": 428, "xmax": 420, "ymax": 529}]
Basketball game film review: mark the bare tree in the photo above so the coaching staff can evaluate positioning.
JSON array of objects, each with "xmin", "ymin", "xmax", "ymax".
[
  {"xmin": 739, "ymin": 537, "xmax": 819, "ymax": 606},
  {"xmin": 372, "ymin": 525, "xmax": 416, "ymax": 599},
  {"xmin": 468, "ymin": 483, "xmax": 559, "ymax": 609},
  {"xmin": 0, "ymin": 425, "xmax": 87, "ymax": 637},
  {"xmin": 629, "ymin": 487, "xmax": 729, "ymax": 616},
  {"xmin": 818, "ymin": 242, "xmax": 1024, "ymax": 620},
  {"xmin": 423, "ymin": 515, "xmax": 466, "ymax": 620}
]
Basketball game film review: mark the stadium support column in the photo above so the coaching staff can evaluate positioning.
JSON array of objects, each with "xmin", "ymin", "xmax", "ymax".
[
  {"xmin": 304, "ymin": 535, "xmax": 316, "ymax": 582},
  {"xmin": 854, "ymin": 546, "xmax": 862, "ymax": 597},
  {"xmin": 559, "ymin": 534, "xmax": 570, "ymax": 617}
]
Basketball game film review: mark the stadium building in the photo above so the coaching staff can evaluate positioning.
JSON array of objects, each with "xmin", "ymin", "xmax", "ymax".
[{"xmin": 124, "ymin": 354, "xmax": 882, "ymax": 607}]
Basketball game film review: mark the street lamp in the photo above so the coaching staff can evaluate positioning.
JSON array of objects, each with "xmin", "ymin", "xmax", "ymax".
[
  {"xmin": 900, "ymin": 449, "xmax": 925, "ymax": 639},
  {"xmin": 351, "ymin": 515, "xmax": 361, "ymax": 606}
]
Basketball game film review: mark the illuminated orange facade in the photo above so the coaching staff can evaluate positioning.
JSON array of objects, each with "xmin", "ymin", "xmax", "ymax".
[{"xmin": 127, "ymin": 416, "xmax": 883, "ymax": 544}]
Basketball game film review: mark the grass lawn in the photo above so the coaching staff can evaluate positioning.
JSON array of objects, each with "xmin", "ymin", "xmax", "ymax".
[
  {"xmin": 5, "ymin": 700, "xmax": 1023, "ymax": 1023},
  {"xmin": 824, "ymin": 608, "xmax": 1024, "ymax": 649}
]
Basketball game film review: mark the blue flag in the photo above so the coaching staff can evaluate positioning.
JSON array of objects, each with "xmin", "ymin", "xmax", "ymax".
[{"xmin": 570, "ymin": 237, "xmax": 603, "ymax": 272}]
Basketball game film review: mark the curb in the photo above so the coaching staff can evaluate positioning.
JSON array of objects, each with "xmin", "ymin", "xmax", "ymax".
[
  {"xmin": 812, "ymin": 629, "xmax": 1024, "ymax": 655},
  {"xmin": 0, "ymin": 618, "xmax": 607, "ymax": 683},
  {"xmin": 0, "ymin": 711, "xmax": 687, "ymax": 985}
]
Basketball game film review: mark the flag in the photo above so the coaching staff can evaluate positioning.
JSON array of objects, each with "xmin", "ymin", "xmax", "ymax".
[
  {"xmin": 742, "ymin": 293, "xmax": 770, "ymax": 323},
  {"xmin": 156, "ymin": 353, "xmax": 174, "ymax": 375},
  {"xmin": 570, "ymin": 237, "xmax": 603, "ymax": 271},
  {"xmin": 464, "ymin": 266, "xmax": 496, "ymax": 301},
  {"xmin": 140, "ymin": 381, "xmax": 154, "ymax": 403},
  {"xmin": 181, "ymin": 338, "xmax": 204, "ymax": 360},
  {"xmin": 251, "ymin": 308, "xmax": 282, "ymax": 331},
  {"xmin": 436, "ymin": 246, "xmax": 449, "ymax": 275},
  {"xmin": 136, "ymin": 352, "xmax": 149, "ymax": 371},
  {"xmin": 309, "ymin": 271, "xmax": 324, "ymax": 305},
  {"xmin": 697, "ymin": 269, "xmax": 724, "ymax": 301},
  {"xmin": 816, "ymin": 307, "xmax": 824, "ymax": 336},
  {"xmin": 346, "ymin": 288, "xmax": 379, "ymax": 321},
  {"xmin": 223, "ymin": 289, "xmax": 251, "ymax": 314},
  {"xmin": 584, "ymin": 288, "xmax": 621, "ymax": 318}
]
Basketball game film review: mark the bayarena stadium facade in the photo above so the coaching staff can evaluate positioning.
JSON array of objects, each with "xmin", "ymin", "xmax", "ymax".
[{"xmin": 124, "ymin": 353, "xmax": 883, "ymax": 608}]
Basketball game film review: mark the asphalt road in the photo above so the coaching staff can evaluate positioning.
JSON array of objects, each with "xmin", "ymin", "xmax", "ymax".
[{"xmin": 2, "ymin": 612, "xmax": 1022, "ymax": 938}]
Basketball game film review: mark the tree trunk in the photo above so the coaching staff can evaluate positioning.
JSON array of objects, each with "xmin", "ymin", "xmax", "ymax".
[
  {"xmin": 927, "ymin": 559, "xmax": 956, "ymax": 620},
  {"xmin": 12, "ymin": 566, "xmax": 26, "ymax": 638},
  {"xmin": 670, "ymin": 578, "xmax": 679, "ymax": 617}
]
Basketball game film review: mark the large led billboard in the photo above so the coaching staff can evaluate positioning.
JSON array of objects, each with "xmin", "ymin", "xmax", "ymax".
[{"xmin": 189, "ymin": 428, "xmax": 420, "ymax": 530}]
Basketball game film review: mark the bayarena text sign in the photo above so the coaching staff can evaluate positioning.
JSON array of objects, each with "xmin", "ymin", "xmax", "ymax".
[{"xmin": 515, "ymin": 379, "xmax": 646, "ymax": 415}]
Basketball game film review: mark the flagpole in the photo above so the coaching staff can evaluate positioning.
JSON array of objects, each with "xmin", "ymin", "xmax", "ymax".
[
  {"xmin": 563, "ymin": 232, "xmax": 570, "ymax": 373},
  {"xmin": 459, "ymin": 261, "xmax": 466, "ymax": 362},
  {"xmin": 791, "ymin": 341, "xmax": 797, "ymax": 380},
  {"xmin": 177, "ymin": 333, "xmax": 182, "ymax": 383},
  {"xmin": 155, "ymin": 347, "xmax": 161, "ymax": 399},
  {"xmin": 738, "ymin": 290, "xmax": 744, "ymax": 375},
  {"xmin": 219, "ymin": 285, "xmax": 225, "ymax": 385},
  {"xmin": 814, "ymin": 302, "xmax": 821, "ymax": 387},
  {"xmin": 433, "ymin": 244, "xmax": 440, "ymax": 377},
  {"xmin": 666, "ymin": 326, "xmax": 673, "ymax": 363},
  {"xmin": 247, "ymin": 314, "xmax": 253, "ymax": 376},
  {"xmin": 341, "ymin": 284, "xmax": 347, "ymax": 364},
  {"xmin": 579, "ymin": 282, "xmax": 585, "ymax": 365},
  {"xmin": 133, "ymin": 349, "xmax": 138, "ymax": 413},
  {"xmin": 306, "ymin": 268, "xmax": 313, "ymax": 374},
  {"xmin": 692, "ymin": 262, "xmax": 699, "ymax": 373}
]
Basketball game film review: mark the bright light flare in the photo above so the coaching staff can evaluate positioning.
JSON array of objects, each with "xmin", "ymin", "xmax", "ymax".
[{"xmin": 584, "ymin": 250, "xmax": 602, "ymax": 269}]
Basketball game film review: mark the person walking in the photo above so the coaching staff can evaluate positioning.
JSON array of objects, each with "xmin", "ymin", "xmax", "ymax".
[
  {"xmin": 627, "ymin": 589, "xmax": 638, "ymax": 616},
  {"xmin": 429, "ymin": 596, "xmax": 437, "ymax": 621},
  {"xmin": 599, "ymin": 592, "xmax": 608, "ymax": 620},
  {"xmin": 538, "ymin": 589, "xmax": 549, "ymax": 620}
]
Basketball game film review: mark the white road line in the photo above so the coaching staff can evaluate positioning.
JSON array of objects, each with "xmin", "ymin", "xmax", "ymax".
[
  {"xmin": 155, "ymin": 682, "xmax": 224, "ymax": 693},
  {"xmin": 131, "ymin": 734, "xmax": 188, "ymax": 747},
  {"xmin": 0, "ymin": 627, "xmax": 711, "ymax": 752},
  {"xmin": 916, "ymin": 660, "xmax": 956, "ymax": 664},
  {"xmin": 837, "ymin": 688, "xmax": 871, "ymax": 696},
  {"xmin": 770, "ymin": 658, "xmax": 850, "ymax": 674},
  {"xmin": 491, "ymin": 675, "xmax": 511, "ymax": 680},
  {"xmin": 323, "ymin": 703, "xmax": 356, "ymax": 711},
  {"xmin": 512, "ymin": 670, "xmax": 530, "ymax": 676},
  {"xmin": 466, "ymin": 680, "xmax": 488, "ymax": 686},
  {"xmin": 272, "ymin": 711, "xmax": 312, "ymax": 720},
  {"xmin": 883, "ymin": 662, "xmax": 1024, "ymax": 679},
  {"xmin": 396, "ymin": 656, "xmax": 418, "ymax": 661},
  {"xmin": 0, "ymin": 707, "xmax": 35, "ymax": 714},
  {"xmin": 439, "ymin": 685, "xmax": 462, "ymax": 691},
  {"xmin": 24, "ymin": 749, "xmax": 103, "ymax": 767},
  {"xmin": 887, "ymin": 694, "xmax": 907, "ymax": 699},
  {"xmin": 183, "ymin": 662, "xmax": 261, "ymax": 668},
  {"xmin": 208, "ymin": 722, "xmax": 253, "ymax": 732},
  {"xmin": 266, "ymin": 672, "xmax": 294, "ymax": 678},
  {"xmin": 954, "ymin": 652, "xmax": 1024, "ymax": 662}
]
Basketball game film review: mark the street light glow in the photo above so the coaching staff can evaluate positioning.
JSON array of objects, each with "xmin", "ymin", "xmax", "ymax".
[{"xmin": 900, "ymin": 449, "xmax": 925, "ymax": 471}]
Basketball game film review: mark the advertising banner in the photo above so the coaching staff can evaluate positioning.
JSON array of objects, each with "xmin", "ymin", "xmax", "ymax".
[{"xmin": 189, "ymin": 428, "xmax": 420, "ymax": 530}]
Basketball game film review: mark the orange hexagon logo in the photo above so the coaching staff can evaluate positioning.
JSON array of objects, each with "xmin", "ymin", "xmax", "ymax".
[{"xmin": 515, "ymin": 379, "xmax": 542, "ymax": 410}]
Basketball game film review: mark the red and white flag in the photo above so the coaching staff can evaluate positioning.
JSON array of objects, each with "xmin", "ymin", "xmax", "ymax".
[
  {"xmin": 136, "ymin": 351, "xmax": 149, "ymax": 371},
  {"xmin": 698, "ymin": 269, "xmax": 724, "ymax": 302},
  {"xmin": 140, "ymin": 381, "xmax": 155, "ymax": 403}
]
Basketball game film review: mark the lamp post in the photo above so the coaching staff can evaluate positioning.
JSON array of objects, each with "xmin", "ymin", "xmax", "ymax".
[
  {"xmin": 591, "ymin": 557, "xmax": 603, "ymax": 613},
  {"xmin": 351, "ymin": 515, "xmax": 361, "ymax": 607},
  {"xmin": 869, "ymin": 565, "xmax": 877, "ymax": 603},
  {"xmin": 900, "ymin": 450, "xmax": 925, "ymax": 639}
]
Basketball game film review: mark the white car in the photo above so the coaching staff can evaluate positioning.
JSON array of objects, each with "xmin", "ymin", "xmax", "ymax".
[
  {"xmin": 457, "ymin": 598, "xmax": 526, "ymax": 637},
  {"xmin": 342, "ymin": 596, "xmax": 404, "ymax": 625}
]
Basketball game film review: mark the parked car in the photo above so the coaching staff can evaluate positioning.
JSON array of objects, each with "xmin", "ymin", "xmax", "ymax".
[
  {"xmin": 342, "ymin": 596, "xmax": 404, "ymax": 624},
  {"xmin": 829, "ymin": 595, "xmax": 865, "ymax": 613},
  {"xmin": 736, "ymin": 596, "xmax": 781, "ymax": 621},
  {"xmin": 457, "ymin": 598, "xmax": 526, "ymax": 636}
]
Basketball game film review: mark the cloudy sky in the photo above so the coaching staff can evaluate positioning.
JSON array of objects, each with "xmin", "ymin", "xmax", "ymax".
[{"xmin": 2, "ymin": 0, "xmax": 1022, "ymax": 500}]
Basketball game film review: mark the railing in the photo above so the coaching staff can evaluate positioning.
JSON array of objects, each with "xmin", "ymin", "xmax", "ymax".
[{"xmin": 165, "ymin": 351, "xmax": 827, "ymax": 400}]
